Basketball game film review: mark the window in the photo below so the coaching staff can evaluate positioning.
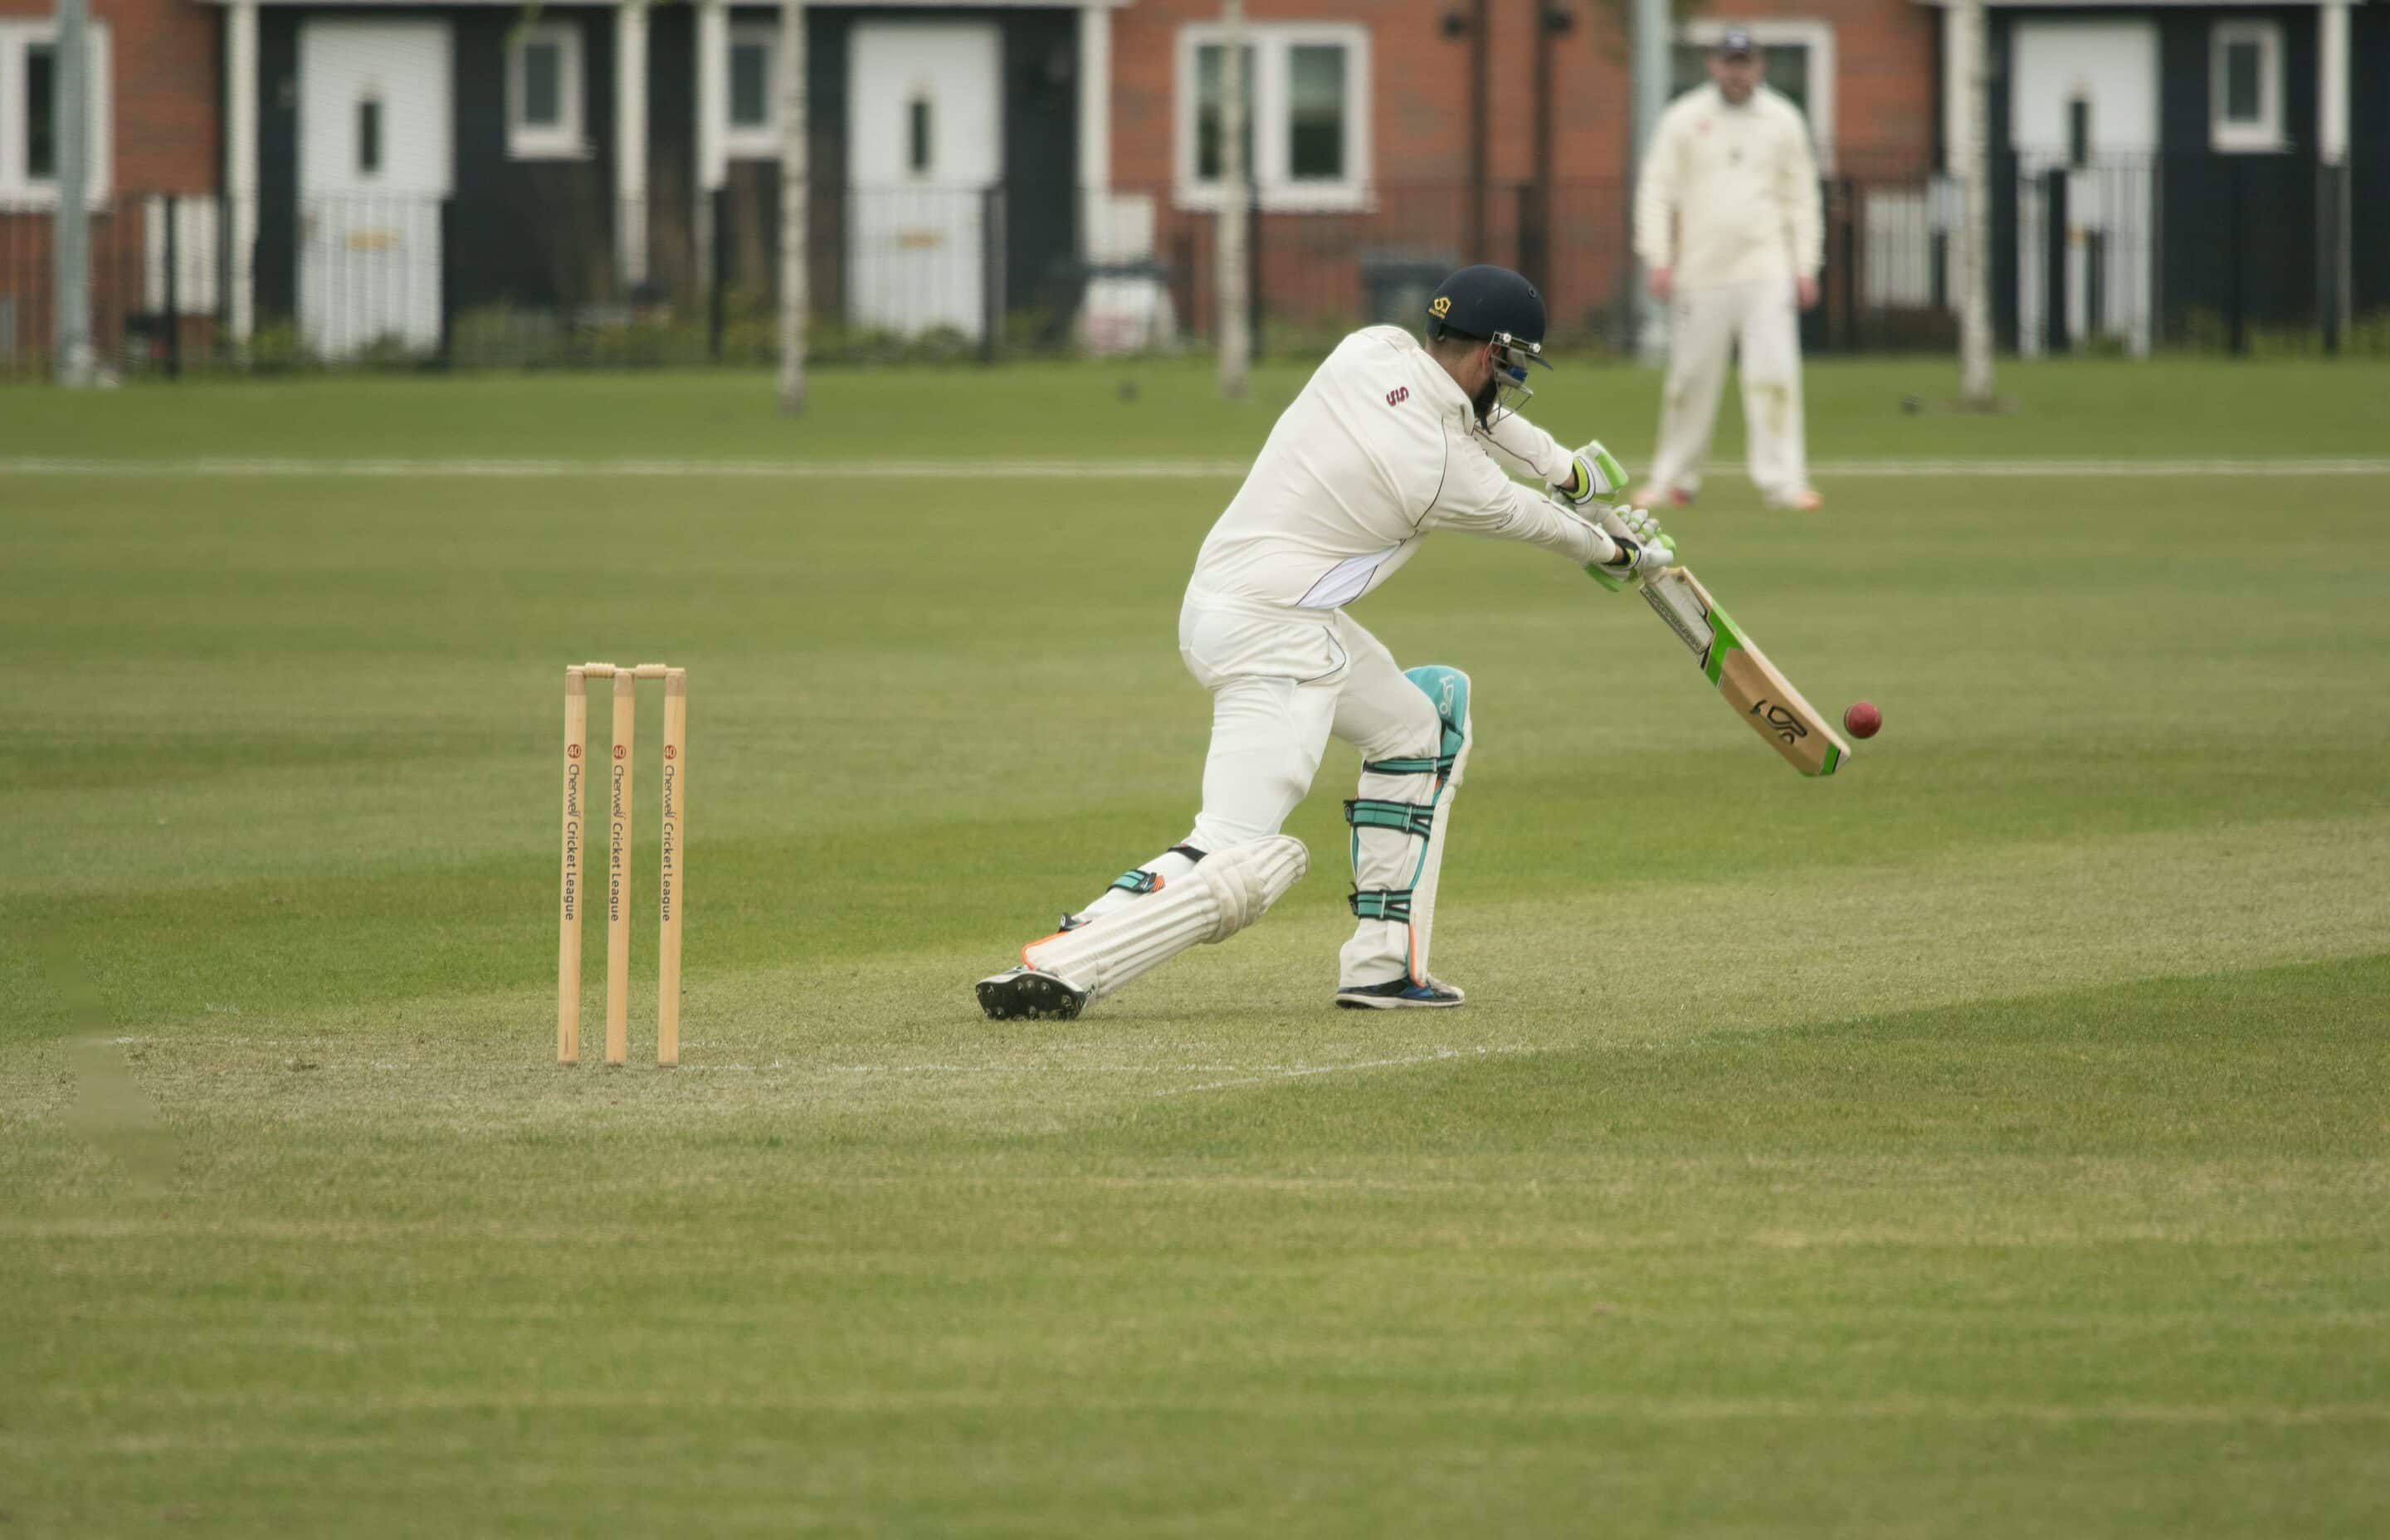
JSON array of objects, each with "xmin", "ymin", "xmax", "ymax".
[
  {"xmin": 729, "ymin": 36, "xmax": 768, "ymax": 128},
  {"xmin": 507, "ymin": 20, "xmax": 584, "ymax": 158},
  {"xmin": 357, "ymin": 97, "xmax": 382, "ymax": 177},
  {"xmin": 2222, "ymin": 43, "xmax": 2259, "ymax": 119},
  {"xmin": 26, "ymin": 43, "xmax": 52, "ymax": 178},
  {"xmin": 1286, "ymin": 45, "xmax": 1347, "ymax": 181},
  {"xmin": 724, "ymin": 24, "xmax": 778, "ymax": 155},
  {"xmin": 1671, "ymin": 17, "xmax": 1835, "ymax": 172},
  {"xmin": 1175, "ymin": 23, "xmax": 1370, "ymax": 212},
  {"xmin": 524, "ymin": 41, "xmax": 561, "ymax": 126},
  {"xmin": 2209, "ymin": 21, "xmax": 2282, "ymax": 153},
  {"xmin": 0, "ymin": 22, "xmax": 110, "ymax": 202},
  {"xmin": 908, "ymin": 98, "xmax": 931, "ymax": 175},
  {"xmin": 1192, "ymin": 43, "xmax": 1256, "ymax": 182}
]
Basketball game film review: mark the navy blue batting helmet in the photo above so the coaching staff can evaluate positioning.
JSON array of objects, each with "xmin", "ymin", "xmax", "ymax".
[{"xmin": 1425, "ymin": 265, "xmax": 1550, "ymax": 368}]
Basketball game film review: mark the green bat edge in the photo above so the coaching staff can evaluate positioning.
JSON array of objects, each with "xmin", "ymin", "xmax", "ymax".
[{"xmin": 1701, "ymin": 594, "xmax": 1846, "ymax": 779}]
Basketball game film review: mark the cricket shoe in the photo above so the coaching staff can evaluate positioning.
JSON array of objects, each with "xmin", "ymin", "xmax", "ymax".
[
  {"xmin": 976, "ymin": 965, "xmax": 1089, "ymax": 1021},
  {"xmin": 1764, "ymin": 486, "xmax": 1824, "ymax": 511},
  {"xmin": 1633, "ymin": 484, "xmax": 1695, "ymax": 509},
  {"xmin": 1334, "ymin": 975, "xmax": 1467, "ymax": 1010}
]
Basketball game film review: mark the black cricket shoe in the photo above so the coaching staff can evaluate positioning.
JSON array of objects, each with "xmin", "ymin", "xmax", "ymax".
[
  {"xmin": 976, "ymin": 965, "xmax": 1090, "ymax": 1021},
  {"xmin": 1334, "ymin": 975, "xmax": 1467, "ymax": 1010}
]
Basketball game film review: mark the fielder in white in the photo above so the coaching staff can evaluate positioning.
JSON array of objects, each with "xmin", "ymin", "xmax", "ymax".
[
  {"xmin": 1634, "ymin": 27, "xmax": 1827, "ymax": 512},
  {"xmin": 976, "ymin": 266, "xmax": 1676, "ymax": 1021}
]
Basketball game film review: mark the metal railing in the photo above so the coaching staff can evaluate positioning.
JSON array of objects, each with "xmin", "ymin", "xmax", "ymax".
[{"xmin": 2, "ymin": 155, "xmax": 2382, "ymax": 378}]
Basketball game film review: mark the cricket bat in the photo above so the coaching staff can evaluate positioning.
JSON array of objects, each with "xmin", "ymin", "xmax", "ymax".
[{"xmin": 1638, "ymin": 565, "xmax": 1850, "ymax": 777}]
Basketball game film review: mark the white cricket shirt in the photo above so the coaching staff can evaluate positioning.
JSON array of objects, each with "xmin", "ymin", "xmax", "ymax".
[
  {"xmin": 1633, "ymin": 83, "xmax": 1824, "ymax": 290},
  {"xmin": 1187, "ymin": 326, "xmax": 1602, "ymax": 613}
]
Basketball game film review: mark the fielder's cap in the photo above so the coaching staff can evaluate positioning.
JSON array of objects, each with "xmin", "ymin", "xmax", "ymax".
[
  {"xmin": 1425, "ymin": 264, "xmax": 1553, "ymax": 368},
  {"xmin": 1716, "ymin": 26, "xmax": 1756, "ymax": 58}
]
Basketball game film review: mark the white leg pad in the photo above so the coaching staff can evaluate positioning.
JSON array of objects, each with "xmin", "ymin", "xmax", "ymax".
[
  {"xmin": 1403, "ymin": 778, "xmax": 1461, "ymax": 978},
  {"xmin": 1022, "ymin": 836, "xmax": 1309, "ymax": 999}
]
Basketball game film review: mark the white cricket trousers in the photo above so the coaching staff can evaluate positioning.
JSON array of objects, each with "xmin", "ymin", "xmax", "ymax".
[
  {"xmin": 1175, "ymin": 594, "xmax": 1446, "ymax": 988},
  {"xmin": 1648, "ymin": 277, "xmax": 1811, "ymax": 501}
]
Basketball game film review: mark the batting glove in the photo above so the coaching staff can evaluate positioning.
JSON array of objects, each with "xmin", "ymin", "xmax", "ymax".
[
  {"xmin": 1584, "ymin": 505, "xmax": 1677, "ymax": 592},
  {"xmin": 1555, "ymin": 440, "xmax": 1628, "ymax": 508}
]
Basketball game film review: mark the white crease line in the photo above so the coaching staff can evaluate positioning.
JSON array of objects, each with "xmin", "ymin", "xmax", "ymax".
[
  {"xmin": 1809, "ymin": 457, "xmax": 2390, "ymax": 477},
  {"xmin": 0, "ymin": 456, "xmax": 1250, "ymax": 480},
  {"xmin": 1154, "ymin": 1045, "xmax": 1534, "ymax": 1099},
  {"xmin": 4, "ymin": 456, "xmax": 2389, "ymax": 480},
  {"xmin": 656, "ymin": 1060, "xmax": 1346, "ymax": 1078}
]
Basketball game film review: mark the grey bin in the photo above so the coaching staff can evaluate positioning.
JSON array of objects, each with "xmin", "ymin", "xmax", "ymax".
[{"xmin": 1361, "ymin": 256, "xmax": 1457, "ymax": 326}]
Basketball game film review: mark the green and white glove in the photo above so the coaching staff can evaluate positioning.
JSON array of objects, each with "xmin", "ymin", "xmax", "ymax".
[
  {"xmin": 1555, "ymin": 440, "xmax": 1628, "ymax": 508},
  {"xmin": 1584, "ymin": 504, "xmax": 1677, "ymax": 592}
]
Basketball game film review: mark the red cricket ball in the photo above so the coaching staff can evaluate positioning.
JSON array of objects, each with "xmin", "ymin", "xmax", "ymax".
[{"xmin": 1844, "ymin": 700, "xmax": 1882, "ymax": 739}]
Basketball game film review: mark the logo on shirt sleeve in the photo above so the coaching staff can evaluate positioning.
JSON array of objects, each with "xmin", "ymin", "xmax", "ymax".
[{"xmin": 1386, "ymin": 386, "xmax": 1410, "ymax": 407}]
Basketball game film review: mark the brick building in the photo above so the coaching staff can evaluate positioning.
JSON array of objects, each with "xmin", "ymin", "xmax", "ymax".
[
  {"xmin": 0, "ymin": 0, "xmax": 217, "ymax": 362},
  {"xmin": 1095, "ymin": 0, "xmax": 1940, "ymax": 334},
  {"xmin": 2, "ymin": 0, "xmax": 2383, "ymax": 365},
  {"xmin": 0, "ymin": 0, "xmax": 217, "ymax": 196}
]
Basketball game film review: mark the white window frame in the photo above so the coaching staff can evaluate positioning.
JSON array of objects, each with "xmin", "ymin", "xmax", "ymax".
[
  {"xmin": 1675, "ymin": 16, "xmax": 1836, "ymax": 173},
  {"xmin": 507, "ymin": 19, "xmax": 586, "ymax": 160},
  {"xmin": 2209, "ymin": 19, "xmax": 2284, "ymax": 154},
  {"xmin": 722, "ymin": 22, "xmax": 780, "ymax": 158},
  {"xmin": 0, "ymin": 21, "xmax": 113, "ymax": 205},
  {"xmin": 1173, "ymin": 22, "xmax": 1371, "ymax": 214}
]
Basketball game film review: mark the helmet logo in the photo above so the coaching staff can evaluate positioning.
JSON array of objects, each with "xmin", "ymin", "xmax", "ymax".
[{"xmin": 1429, "ymin": 296, "xmax": 1451, "ymax": 318}]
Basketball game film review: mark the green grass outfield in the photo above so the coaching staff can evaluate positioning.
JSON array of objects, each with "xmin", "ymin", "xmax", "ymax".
[{"xmin": 3, "ymin": 358, "xmax": 2388, "ymax": 1537}]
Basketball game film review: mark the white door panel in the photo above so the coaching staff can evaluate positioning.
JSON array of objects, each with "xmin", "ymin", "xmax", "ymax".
[
  {"xmin": 2009, "ymin": 22, "xmax": 2158, "ymax": 157},
  {"xmin": 846, "ymin": 22, "xmax": 1002, "ymax": 339},
  {"xmin": 300, "ymin": 21, "xmax": 451, "ymax": 358},
  {"xmin": 2010, "ymin": 20, "xmax": 2156, "ymax": 355}
]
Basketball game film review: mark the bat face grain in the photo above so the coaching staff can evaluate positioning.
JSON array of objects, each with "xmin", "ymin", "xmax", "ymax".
[{"xmin": 1642, "ymin": 567, "xmax": 1850, "ymax": 777}]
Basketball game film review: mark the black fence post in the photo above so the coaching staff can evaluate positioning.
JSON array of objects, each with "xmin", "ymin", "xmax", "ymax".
[
  {"xmin": 162, "ymin": 196, "xmax": 181, "ymax": 380},
  {"xmin": 1172, "ymin": 227, "xmax": 1198, "ymax": 343},
  {"xmin": 1246, "ymin": 185, "xmax": 1264, "ymax": 362},
  {"xmin": 981, "ymin": 183, "xmax": 1004, "ymax": 364},
  {"xmin": 208, "ymin": 194, "xmax": 222, "ymax": 363},
  {"xmin": 437, "ymin": 197, "xmax": 456, "ymax": 368},
  {"xmin": 1992, "ymin": 151, "xmax": 2019, "ymax": 353},
  {"xmin": 2042, "ymin": 167, "xmax": 2069, "ymax": 355},
  {"xmin": 2227, "ymin": 162, "xmax": 2246, "ymax": 357},
  {"xmin": 2085, "ymin": 228, "xmax": 2106, "ymax": 339},
  {"xmin": 1836, "ymin": 176, "xmax": 1859, "ymax": 353},
  {"xmin": 709, "ymin": 186, "xmax": 729, "ymax": 363},
  {"xmin": 2319, "ymin": 162, "xmax": 2342, "ymax": 357}
]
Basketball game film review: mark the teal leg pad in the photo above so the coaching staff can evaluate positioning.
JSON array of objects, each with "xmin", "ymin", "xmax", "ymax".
[
  {"xmin": 1362, "ymin": 667, "xmax": 1471, "ymax": 779},
  {"xmin": 1344, "ymin": 799, "xmax": 1437, "ymax": 838},
  {"xmin": 1403, "ymin": 665, "xmax": 1471, "ymax": 749}
]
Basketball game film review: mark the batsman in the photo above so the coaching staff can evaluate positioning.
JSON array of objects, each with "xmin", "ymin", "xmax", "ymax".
[{"xmin": 975, "ymin": 266, "xmax": 1676, "ymax": 1021}]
